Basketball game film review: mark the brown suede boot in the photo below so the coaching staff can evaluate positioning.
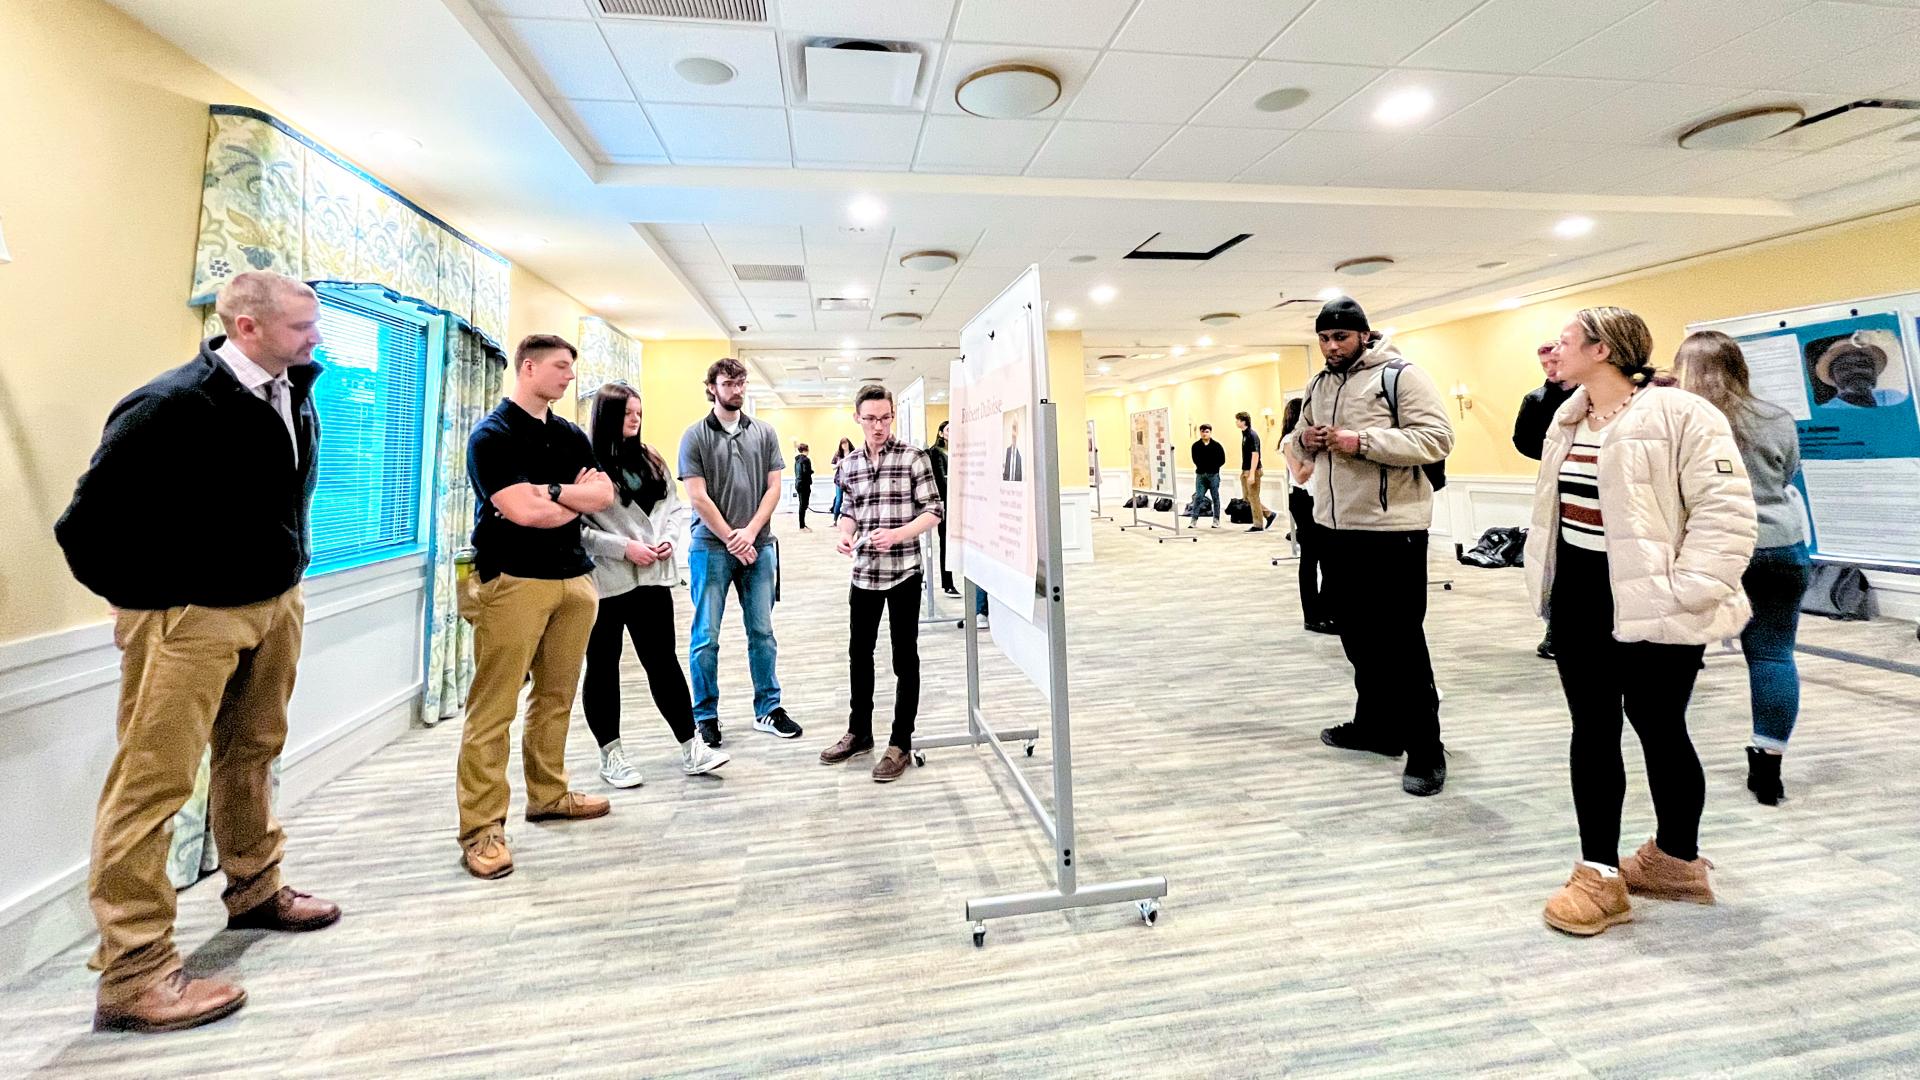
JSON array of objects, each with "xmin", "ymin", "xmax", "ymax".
[
  {"xmin": 525, "ymin": 791, "xmax": 611, "ymax": 822},
  {"xmin": 94, "ymin": 969, "xmax": 247, "ymax": 1033},
  {"xmin": 1619, "ymin": 838, "xmax": 1715, "ymax": 904},
  {"xmin": 462, "ymin": 827, "xmax": 514, "ymax": 880},
  {"xmin": 1542, "ymin": 863, "xmax": 1632, "ymax": 936}
]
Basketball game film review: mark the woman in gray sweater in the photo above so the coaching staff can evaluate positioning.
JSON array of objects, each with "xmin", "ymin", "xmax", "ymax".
[
  {"xmin": 581, "ymin": 383, "xmax": 729, "ymax": 787},
  {"xmin": 1676, "ymin": 331, "xmax": 1806, "ymax": 805}
]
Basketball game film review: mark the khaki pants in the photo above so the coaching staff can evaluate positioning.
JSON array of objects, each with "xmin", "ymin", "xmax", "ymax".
[
  {"xmin": 457, "ymin": 573, "xmax": 598, "ymax": 844},
  {"xmin": 89, "ymin": 588, "xmax": 304, "ymax": 1002},
  {"xmin": 1241, "ymin": 468, "xmax": 1268, "ymax": 524}
]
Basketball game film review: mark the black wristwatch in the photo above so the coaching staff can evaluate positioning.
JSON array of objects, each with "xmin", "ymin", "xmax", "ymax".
[{"xmin": 547, "ymin": 483, "xmax": 563, "ymax": 502}]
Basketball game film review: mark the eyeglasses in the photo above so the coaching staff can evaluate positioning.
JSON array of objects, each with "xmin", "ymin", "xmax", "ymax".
[
  {"xmin": 857, "ymin": 413, "xmax": 894, "ymax": 425},
  {"xmin": 716, "ymin": 378, "xmax": 749, "ymax": 391}
]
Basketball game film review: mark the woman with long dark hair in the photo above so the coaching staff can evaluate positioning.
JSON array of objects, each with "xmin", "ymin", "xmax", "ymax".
[
  {"xmin": 1280, "ymin": 399, "xmax": 1332, "ymax": 633},
  {"xmin": 830, "ymin": 436, "xmax": 855, "ymax": 524},
  {"xmin": 1676, "ymin": 330, "xmax": 1807, "ymax": 805},
  {"xmin": 1525, "ymin": 307, "xmax": 1756, "ymax": 936},
  {"xmin": 581, "ymin": 382, "xmax": 729, "ymax": 787}
]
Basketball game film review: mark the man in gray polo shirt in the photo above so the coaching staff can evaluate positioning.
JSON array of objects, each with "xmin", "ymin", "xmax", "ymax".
[{"xmin": 679, "ymin": 357, "xmax": 800, "ymax": 747}]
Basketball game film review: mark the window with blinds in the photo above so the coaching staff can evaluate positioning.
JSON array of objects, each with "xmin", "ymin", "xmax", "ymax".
[{"xmin": 307, "ymin": 288, "xmax": 434, "ymax": 573}]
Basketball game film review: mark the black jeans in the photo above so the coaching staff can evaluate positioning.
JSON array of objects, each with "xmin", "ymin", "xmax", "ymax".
[
  {"xmin": 1288, "ymin": 488, "xmax": 1327, "ymax": 625},
  {"xmin": 1321, "ymin": 529, "xmax": 1441, "ymax": 755},
  {"xmin": 937, "ymin": 517, "xmax": 955, "ymax": 592},
  {"xmin": 582, "ymin": 585, "xmax": 697, "ymax": 748},
  {"xmin": 1551, "ymin": 543, "xmax": 1706, "ymax": 866},
  {"xmin": 848, "ymin": 574, "xmax": 922, "ymax": 750},
  {"xmin": 796, "ymin": 484, "xmax": 811, "ymax": 530}
]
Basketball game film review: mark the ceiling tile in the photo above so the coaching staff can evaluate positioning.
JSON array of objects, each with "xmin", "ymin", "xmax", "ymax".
[
  {"xmin": 1135, "ymin": 127, "xmax": 1292, "ymax": 181},
  {"xmin": 1757, "ymin": 28, "xmax": 1920, "ymax": 96},
  {"xmin": 559, "ymin": 99, "xmax": 667, "ymax": 159},
  {"xmin": 1110, "ymin": 0, "xmax": 1315, "ymax": 58},
  {"xmin": 1064, "ymin": 52, "xmax": 1246, "ymax": 124},
  {"xmin": 790, "ymin": 110, "xmax": 924, "ymax": 167},
  {"xmin": 647, "ymin": 104, "xmax": 791, "ymax": 165},
  {"xmin": 1667, "ymin": 2, "xmax": 1920, "ymax": 89},
  {"xmin": 1308, "ymin": 68, "xmax": 1512, "ymax": 133},
  {"xmin": 914, "ymin": 115, "xmax": 1053, "ymax": 173},
  {"xmin": 600, "ymin": 23, "xmax": 785, "ymax": 107},
  {"xmin": 1609, "ymin": 148, "xmax": 1810, "ymax": 196},
  {"xmin": 497, "ymin": 18, "xmax": 633, "ymax": 100},
  {"xmin": 1026, "ymin": 121, "xmax": 1179, "ymax": 178},
  {"xmin": 1426, "ymin": 76, "xmax": 1636, "ymax": 139},
  {"xmin": 1543, "ymin": 0, "xmax": 1805, "ymax": 82},
  {"xmin": 1263, "ymin": 0, "xmax": 1484, "ymax": 66},
  {"xmin": 951, "ymin": 0, "xmax": 1139, "ymax": 49},
  {"xmin": 929, "ymin": 43, "xmax": 1101, "ymax": 117},
  {"xmin": 1402, "ymin": 0, "xmax": 1649, "ymax": 74},
  {"xmin": 481, "ymin": 0, "xmax": 594, "ymax": 17},
  {"xmin": 1510, "ymin": 144, "xmax": 1695, "ymax": 193},
  {"xmin": 1189, "ymin": 60, "xmax": 1384, "ymax": 129},
  {"xmin": 776, "ymin": 0, "xmax": 957, "ymax": 39},
  {"xmin": 1557, "ymin": 82, "xmax": 1750, "ymax": 146}
]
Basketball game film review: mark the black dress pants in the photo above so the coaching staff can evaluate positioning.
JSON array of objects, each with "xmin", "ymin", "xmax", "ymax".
[
  {"xmin": 848, "ymin": 575, "xmax": 922, "ymax": 750},
  {"xmin": 582, "ymin": 585, "xmax": 697, "ymax": 748},
  {"xmin": 1289, "ymin": 488, "xmax": 1327, "ymax": 626},
  {"xmin": 796, "ymin": 484, "xmax": 811, "ymax": 529},
  {"xmin": 1321, "ymin": 529, "xmax": 1441, "ymax": 755}
]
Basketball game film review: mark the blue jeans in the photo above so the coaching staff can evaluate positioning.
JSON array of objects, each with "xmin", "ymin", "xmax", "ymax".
[
  {"xmin": 1742, "ymin": 542, "xmax": 1809, "ymax": 750},
  {"xmin": 1192, "ymin": 472, "xmax": 1221, "ymax": 522},
  {"xmin": 688, "ymin": 541, "xmax": 781, "ymax": 722}
]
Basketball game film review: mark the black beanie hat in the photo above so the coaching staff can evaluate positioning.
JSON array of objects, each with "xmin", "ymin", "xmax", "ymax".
[{"xmin": 1316, "ymin": 295, "xmax": 1370, "ymax": 334}]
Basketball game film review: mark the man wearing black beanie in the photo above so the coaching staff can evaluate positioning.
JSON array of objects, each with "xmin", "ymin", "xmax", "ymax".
[{"xmin": 1282, "ymin": 295, "xmax": 1454, "ymax": 797}]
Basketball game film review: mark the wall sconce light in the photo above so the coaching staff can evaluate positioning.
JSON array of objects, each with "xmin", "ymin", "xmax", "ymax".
[
  {"xmin": 1261, "ymin": 406, "xmax": 1276, "ymax": 430},
  {"xmin": 0, "ymin": 213, "xmax": 12, "ymax": 264},
  {"xmin": 1451, "ymin": 382, "xmax": 1472, "ymax": 417}
]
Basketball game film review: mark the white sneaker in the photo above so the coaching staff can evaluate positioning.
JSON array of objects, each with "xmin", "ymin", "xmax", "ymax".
[
  {"xmin": 598, "ymin": 741, "xmax": 643, "ymax": 789},
  {"xmin": 681, "ymin": 737, "xmax": 730, "ymax": 776}
]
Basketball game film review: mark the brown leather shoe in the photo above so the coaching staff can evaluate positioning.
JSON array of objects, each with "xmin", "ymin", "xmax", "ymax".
[
  {"xmin": 820, "ymin": 732, "xmax": 874, "ymax": 764},
  {"xmin": 1542, "ymin": 863, "xmax": 1632, "ymax": 936},
  {"xmin": 525, "ymin": 791, "xmax": 611, "ymax": 822},
  {"xmin": 94, "ymin": 969, "xmax": 247, "ymax": 1034},
  {"xmin": 462, "ymin": 827, "xmax": 514, "ymax": 879},
  {"xmin": 227, "ymin": 886, "xmax": 341, "ymax": 932},
  {"xmin": 1620, "ymin": 837, "xmax": 1715, "ymax": 904},
  {"xmin": 871, "ymin": 746, "xmax": 910, "ymax": 783}
]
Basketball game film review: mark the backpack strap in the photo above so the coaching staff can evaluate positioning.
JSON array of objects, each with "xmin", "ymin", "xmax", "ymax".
[{"xmin": 1380, "ymin": 359, "xmax": 1409, "ymax": 428}]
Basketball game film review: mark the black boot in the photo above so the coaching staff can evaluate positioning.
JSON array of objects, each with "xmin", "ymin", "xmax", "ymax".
[{"xmin": 1747, "ymin": 746, "xmax": 1784, "ymax": 806}]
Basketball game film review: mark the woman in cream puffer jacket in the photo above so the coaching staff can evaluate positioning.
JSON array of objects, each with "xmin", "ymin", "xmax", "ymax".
[{"xmin": 1528, "ymin": 306, "xmax": 1757, "ymax": 941}]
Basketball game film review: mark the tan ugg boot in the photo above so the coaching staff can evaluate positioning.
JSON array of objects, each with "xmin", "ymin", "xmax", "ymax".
[
  {"xmin": 1543, "ymin": 863, "xmax": 1632, "ymax": 936},
  {"xmin": 1619, "ymin": 838, "xmax": 1715, "ymax": 904}
]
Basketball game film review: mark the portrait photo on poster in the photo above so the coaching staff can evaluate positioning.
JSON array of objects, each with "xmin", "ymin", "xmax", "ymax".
[
  {"xmin": 1807, "ymin": 328, "xmax": 1910, "ymax": 409},
  {"xmin": 1001, "ymin": 406, "xmax": 1027, "ymax": 483}
]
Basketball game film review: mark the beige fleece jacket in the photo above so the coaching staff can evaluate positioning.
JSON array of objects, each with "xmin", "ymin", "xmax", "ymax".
[{"xmin": 1280, "ymin": 342, "xmax": 1454, "ymax": 532}]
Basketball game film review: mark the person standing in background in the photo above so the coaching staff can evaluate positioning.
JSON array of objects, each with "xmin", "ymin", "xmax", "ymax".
[
  {"xmin": 793, "ymin": 442, "xmax": 814, "ymax": 532},
  {"xmin": 1675, "ymin": 330, "xmax": 1807, "ymax": 807},
  {"xmin": 56, "ymin": 270, "xmax": 340, "ymax": 1033},
  {"xmin": 459, "ymin": 334, "xmax": 618, "ymax": 881},
  {"xmin": 1280, "ymin": 400, "xmax": 1332, "ymax": 634},
  {"xmin": 1514, "ymin": 340, "xmax": 1574, "ymax": 659},
  {"xmin": 1189, "ymin": 423, "xmax": 1225, "ymax": 528},
  {"xmin": 928, "ymin": 420, "xmax": 958, "ymax": 595},
  {"xmin": 830, "ymin": 436, "xmax": 854, "ymax": 525},
  {"xmin": 1237, "ymin": 411, "xmax": 1274, "ymax": 532},
  {"xmin": 580, "ymin": 382, "xmax": 730, "ymax": 789}
]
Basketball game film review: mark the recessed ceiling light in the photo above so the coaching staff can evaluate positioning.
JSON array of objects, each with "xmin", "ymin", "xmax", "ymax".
[
  {"xmin": 1381, "ymin": 326, "xmax": 1399, "ymax": 336},
  {"xmin": 1373, "ymin": 87, "xmax": 1434, "ymax": 126},
  {"xmin": 1212, "ymin": 367, "xmax": 1225, "ymax": 376},
  {"xmin": 1054, "ymin": 307, "xmax": 1077, "ymax": 325},
  {"xmin": 600, "ymin": 295, "xmax": 623, "ymax": 306},
  {"xmin": 1198, "ymin": 312, "xmax": 1240, "ymax": 327},
  {"xmin": 1497, "ymin": 298, "xmax": 1523, "ymax": 311},
  {"xmin": 1197, "ymin": 335, "xmax": 1214, "ymax": 347},
  {"xmin": 1097, "ymin": 364, "xmax": 1112, "ymax": 374},
  {"xmin": 1131, "ymin": 352, "xmax": 1163, "ymax": 360},
  {"xmin": 674, "ymin": 56, "xmax": 737, "ymax": 86},
  {"xmin": 1316, "ymin": 286, "xmax": 1344, "ymax": 301},
  {"xmin": 1554, "ymin": 216, "xmax": 1595, "ymax": 238},
  {"xmin": 1677, "ymin": 104, "xmax": 1804, "ymax": 149},
  {"xmin": 1089, "ymin": 284, "xmax": 1118, "ymax": 304},
  {"xmin": 844, "ymin": 281, "xmax": 869, "ymax": 298},
  {"xmin": 899, "ymin": 250, "xmax": 958, "ymax": 272},
  {"xmin": 878, "ymin": 311, "xmax": 922, "ymax": 327},
  {"xmin": 956, "ymin": 63, "xmax": 1062, "ymax": 119},
  {"xmin": 847, "ymin": 195, "xmax": 886, "ymax": 227},
  {"xmin": 838, "ymin": 363, "xmax": 851, "ymax": 372},
  {"xmin": 1255, "ymin": 87, "xmax": 1311, "ymax": 113},
  {"xmin": 1168, "ymin": 379, "xmax": 1180, "ymax": 386},
  {"xmin": 840, "ymin": 337, "xmax": 858, "ymax": 350},
  {"xmin": 1335, "ymin": 256, "xmax": 1395, "ymax": 277},
  {"xmin": 1476, "ymin": 260, "xmax": 1508, "ymax": 270},
  {"xmin": 1171, "ymin": 346, "xmax": 1187, "ymax": 357},
  {"xmin": 1068, "ymin": 254, "xmax": 1098, "ymax": 264},
  {"xmin": 369, "ymin": 130, "xmax": 422, "ymax": 153}
]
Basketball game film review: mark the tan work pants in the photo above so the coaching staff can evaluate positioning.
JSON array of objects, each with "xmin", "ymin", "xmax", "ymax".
[
  {"xmin": 1241, "ymin": 468, "xmax": 1268, "ymax": 525},
  {"xmin": 89, "ymin": 588, "xmax": 304, "ymax": 1002}
]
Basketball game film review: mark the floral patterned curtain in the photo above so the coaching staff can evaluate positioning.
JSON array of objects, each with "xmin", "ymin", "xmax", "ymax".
[
  {"xmin": 576, "ymin": 316, "xmax": 642, "ymax": 401},
  {"xmin": 425, "ymin": 323, "xmax": 506, "ymax": 722}
]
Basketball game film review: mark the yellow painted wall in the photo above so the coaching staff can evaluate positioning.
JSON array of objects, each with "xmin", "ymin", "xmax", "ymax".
[
  {"xmin": 1108, "ymin": 347, "xmax": 1315, "ymax": 479},
  {"xmin": 1046, "ymin": 330, "xmax": 1089, "ymax": 490},
  {"xmin": 0, "ymin": 0, "xmax": 270, "ymax": 642},
  {"xmin": 506, "ymin": 264, "xmax": 592, "ymax": 425},
  {"xmin": 1399, "ymin": 205, "xmax": 1920, "ymax": 477}
]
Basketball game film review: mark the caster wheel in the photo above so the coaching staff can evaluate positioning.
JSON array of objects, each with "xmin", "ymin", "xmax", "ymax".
[
  {"xmin": 972, "ymin": 923, "xmax": 987, "ymax": 948},
  {"xmin": 1025, "ymin": 742, "xmax": 1036, "ymax": 757},
  {"xmin": 913, "ymin": 751, "xmax": 926, "ymax": 768},
  {"xmin": 1137, "ymin": 900, "xmax": 1159, "ymax": 925},
  {"xmin": 1444, "ymin": 582, "xmax": 1453, "ymax": 591}
]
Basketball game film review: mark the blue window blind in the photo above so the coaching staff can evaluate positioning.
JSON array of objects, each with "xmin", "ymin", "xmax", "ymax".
[{"xmin": 307, "ymin": 290, "xmax": 431, "ymax": 573}]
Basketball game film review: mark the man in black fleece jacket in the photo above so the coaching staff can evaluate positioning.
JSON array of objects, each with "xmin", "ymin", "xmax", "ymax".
[
  {"xmin": 54, "ymin": 271, "xmax": 341, "ymax": 1034},
  {"xmin": 1512, "ymin": 340, "xmax": 1572, "ymax": 660}
]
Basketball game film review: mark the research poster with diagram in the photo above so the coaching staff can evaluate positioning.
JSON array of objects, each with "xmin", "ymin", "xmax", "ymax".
[
  {"xmin": 1706, "ymin": 296, "xmax": 1920, "ymax": 570},
  {"xmin": 1128, "ymin": 407, "xmax": 1173, "ymax": 495}
]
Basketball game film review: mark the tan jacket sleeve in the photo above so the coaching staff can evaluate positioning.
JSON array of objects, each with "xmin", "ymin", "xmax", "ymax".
[
  {"xmin": 1669, "ymin": 398, "xmax": 1758, "ymax": 613},
  {"xmin": 1359, "ymin": 363, "xmax": 1454, "ymax": 466}
]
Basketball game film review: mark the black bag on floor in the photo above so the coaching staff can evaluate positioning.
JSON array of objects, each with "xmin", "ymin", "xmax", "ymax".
[
  {"xmin": 1458, "ymin": 526, "xmax": 1527, "ymax": 568},
  {"xmin": 1226, "ymin": 497, "xmax": 1252, "ymax": 524},
  {"xmin": 1186, "ymin": 492, "xmax": 1214, "ymax": 518},
  {"xmin": 1153, "ymin": 497, "xmax": 1174, "ymax": 513},
  {"xmin": 1802, "ymin": 562, "xmax": 1870, "ymax": 620}
]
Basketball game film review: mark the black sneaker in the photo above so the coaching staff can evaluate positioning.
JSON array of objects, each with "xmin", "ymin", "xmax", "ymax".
[
  {"xmin": 696, "ymin": 719, "xmax": 723, "ymax": 748},
  {"xmin": 1265, "ymin": 511, "xmax": 1278, "ymax": 529},
  {"xmin": 1305, "ymin": 620, "xmax": 1339, "ymax": 635},
  {"xmin": 1319, "ymin": 722, "xmax": 1403, "ymax": 758},
  {"xmin": 1402, "ymin": 746, "xmax": 1447, "ymax": 797},
  {"xmin": 756, "ymin": 707, "xmax": 802, "ymax": 739}
]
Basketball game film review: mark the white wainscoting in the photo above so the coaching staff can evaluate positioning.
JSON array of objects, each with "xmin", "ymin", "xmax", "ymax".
[{"xmin": 0, "ymin": 555, "xmax": 426, "ymax": 982}]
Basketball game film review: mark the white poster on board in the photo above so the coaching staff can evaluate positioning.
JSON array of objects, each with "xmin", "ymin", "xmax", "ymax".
[
  {"xmin": 1087, "ymin": 419, "xmax": 1100, "ymax": 488},
  {"xmin": 1128, "ymin": 407, "xmax": 1173, "ymax": 494},
  {"xmin": 898, "ymin": 376, "xmax": 926, "ymax": 448}
]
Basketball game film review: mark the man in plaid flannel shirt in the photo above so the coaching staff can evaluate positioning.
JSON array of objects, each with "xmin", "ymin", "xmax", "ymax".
[{"xmin": 820, "ymin": 384, "xmax": 945, "ymax": 783}]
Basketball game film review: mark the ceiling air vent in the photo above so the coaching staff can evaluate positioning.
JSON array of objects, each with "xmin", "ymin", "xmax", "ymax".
[
  {"xmin": 733, "ymin": 263, "xmax": 805, "ymax": 282},
  {"xmin": 805, "ymin": 39, "xmax": 923, "ymax": 108},
  {"xmin": 817, "ymin": 297, "xmax": 872, "ymax": 312},
  {"xmin": 597, "ymin": 0, "xmax": 768, "ymax": 22}
]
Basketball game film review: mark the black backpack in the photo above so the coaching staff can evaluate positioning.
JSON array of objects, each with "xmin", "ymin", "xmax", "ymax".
[
  {"xmin": 1226, "ymin": 497, "xmax": 1252, "ymax": 524},
  {"xmin": 1379, "ymin": 360, "xmax": 1448, "ymax": 492},
  {"xmin": 1458, "ymin": 526, "xmax": 1527, "ymax": 568},
  {"xmin": 1802, "ymin": 563, "xmax": 1870, "ymax": 620}
]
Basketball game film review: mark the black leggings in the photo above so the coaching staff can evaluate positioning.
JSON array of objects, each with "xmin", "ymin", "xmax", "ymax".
[
  {"xmin": 1551, "ymin": 543, "xmax": 1706, "ymax": 866},
  {"xmin": 797, "ymin": 484, "xmax": 811, "ymax": 529},
  {"xmin": 1288, "ymin": 488, "xmax": 1327, "ymax": 625},
  {"xmin": 582, "ymin": 585, "xmax": 697, "ymax": 748},
  {"xmin": 849, "ymin": 575, "xmax": 922, "ymax": 750}
]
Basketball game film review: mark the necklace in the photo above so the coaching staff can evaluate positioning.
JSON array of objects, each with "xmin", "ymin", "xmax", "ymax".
[{"xmin": 1586, "ymin": 388, "xmax": 1639, "ymax": 426}]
